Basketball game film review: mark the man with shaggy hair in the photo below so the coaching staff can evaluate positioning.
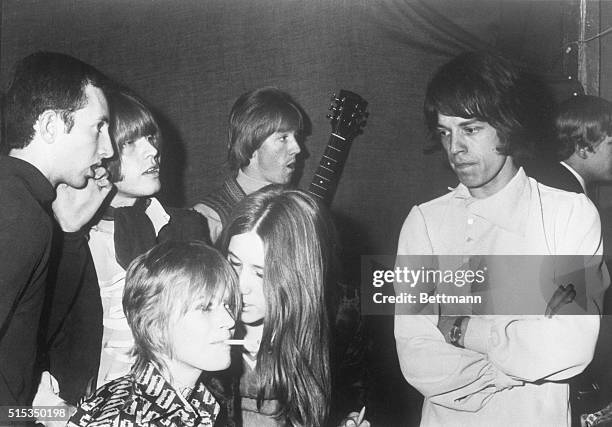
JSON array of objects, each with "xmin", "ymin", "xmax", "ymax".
[{"xmin": 395, "ymin": 52, "xmax": 607, "ymax": 426}]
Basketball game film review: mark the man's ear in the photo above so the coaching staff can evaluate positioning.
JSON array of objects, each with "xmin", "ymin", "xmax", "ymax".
[
  {"xmin": 576, "ymin": 144, "xmax": 592, "ymax": 159},
  {"xmin": 35, "ymin": 110, "xmax": 62, "ymax": 143}
]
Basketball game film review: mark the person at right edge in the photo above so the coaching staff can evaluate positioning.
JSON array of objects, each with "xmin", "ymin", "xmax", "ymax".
[{"xmin": 527, "ymin": 96, "xmax": 612, "ymax": 426}]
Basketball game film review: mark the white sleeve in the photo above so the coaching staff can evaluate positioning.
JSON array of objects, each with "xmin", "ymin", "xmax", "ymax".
[
  {"xmin": 192, "ymin": 202, "xmax": 223, "ymax": 243},
  {"xmin": 464, "ymin": 315, "xmax": 599, "ymax": 381},
  {"xmin": 394, "ymin": 207, "xmax": 522, "ymax": 411},
  {"xmin": 463, "ymin": 194, "xmax": 607, "ymax": 382}
]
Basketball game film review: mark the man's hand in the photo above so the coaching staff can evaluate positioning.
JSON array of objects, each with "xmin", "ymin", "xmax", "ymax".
[
  {"xmin": 32, "ymin": 371, "xmax": 76, "ymax": 426},
  {"xmin": 545, "ymin": 283, "xmax": 576, "ymax": 318},
  {"xmin": 52, "ymin": 166, "xmax": 113, "ymax": 232},
  {"xmin": 337, "ymin": 407, "xmax": 370, "ymax": 427},
  {"xmin": 437, "ymin": 316, "xmax": 455, "ymax": 344}
]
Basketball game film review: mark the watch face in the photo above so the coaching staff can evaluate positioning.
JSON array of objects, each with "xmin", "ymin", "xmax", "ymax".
[
  {"xmin": 450, "ymin": 325, "xmax": 461, "ymax": 343},
  {"xmin": 450, "ymin": 316, "xmax": 466, "ymax": 345}
]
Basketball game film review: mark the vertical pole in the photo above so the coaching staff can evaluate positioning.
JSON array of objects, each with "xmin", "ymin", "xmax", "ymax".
[{"xmin": 578, "ymin": 0, "xmax": 601, "ymax": 95}]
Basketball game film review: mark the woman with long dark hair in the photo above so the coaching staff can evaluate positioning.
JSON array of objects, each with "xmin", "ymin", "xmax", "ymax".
[{"xmin": 220, "ymin": 186, "xmax": 367, "ymax": 427}]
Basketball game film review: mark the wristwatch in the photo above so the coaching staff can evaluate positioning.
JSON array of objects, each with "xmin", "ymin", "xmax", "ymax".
[{"xmin": 449, "ymin": 316, "xmax": 468, "ymax": 348}]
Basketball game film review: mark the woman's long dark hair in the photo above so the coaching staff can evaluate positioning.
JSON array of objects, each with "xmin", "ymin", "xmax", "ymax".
[{"xmin": 220, "ymin": 186, "xmax": 333, "ymax": 426}]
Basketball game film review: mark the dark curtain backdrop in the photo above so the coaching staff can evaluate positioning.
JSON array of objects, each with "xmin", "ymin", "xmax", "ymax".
[
  {"xmin": 0, "ymin": 0, "xmax": 575, "ymax": 258},
  {"xmin": 0, "ymin": 1, "xmax": 576, "ymax": 424}
]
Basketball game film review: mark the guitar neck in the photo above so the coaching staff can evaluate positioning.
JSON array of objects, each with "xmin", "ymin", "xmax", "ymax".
[{"xmin": 308, "ymin": 132, "xmax": 353, "ymax": 205}]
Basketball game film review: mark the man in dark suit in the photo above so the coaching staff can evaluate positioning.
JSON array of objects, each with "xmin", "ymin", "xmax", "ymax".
[
  {"xmin": 0, "ymin": 52, "xmax": 114, "ymax": 407},
  {"xmin": 527, "ymin": 95, "xmax": 612, "ymax": 194}
]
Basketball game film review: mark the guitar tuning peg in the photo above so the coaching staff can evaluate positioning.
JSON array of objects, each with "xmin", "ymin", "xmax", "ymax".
[
  {"xmin": 326, "ymin": 113, "xmax": 333, "ymax": 120},
  {"xmin": 330, "ymin": 93, "xmax": 337, "ymax": 101}
]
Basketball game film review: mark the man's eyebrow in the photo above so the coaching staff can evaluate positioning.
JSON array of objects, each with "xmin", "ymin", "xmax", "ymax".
[
  {"xmin": 437, "ymin": 118, "xmax": 480, "ymax": 129},
  {"xmin": 456, "ymin": 118, "xmax": 480, "ymax": 126}
]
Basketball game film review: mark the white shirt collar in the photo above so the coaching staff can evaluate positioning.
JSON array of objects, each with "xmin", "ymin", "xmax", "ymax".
[
  {"xmin": 452, "ymin": 167, "xmax": 530, "ymax": 235},
  {"xmin": 145, "ymin": 197, "xmax": 171, "ymax": 235}
]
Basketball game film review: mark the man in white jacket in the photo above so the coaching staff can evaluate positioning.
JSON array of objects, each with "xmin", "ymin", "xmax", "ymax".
[{"xmin": 394, "ymin": 51, "xmax": 608, "ymax": 426}]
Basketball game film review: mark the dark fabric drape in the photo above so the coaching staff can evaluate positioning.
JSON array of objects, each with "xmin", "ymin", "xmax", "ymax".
[{"xmin": 0, "ymin": 0, "xmax": 574, "ymax": 257}]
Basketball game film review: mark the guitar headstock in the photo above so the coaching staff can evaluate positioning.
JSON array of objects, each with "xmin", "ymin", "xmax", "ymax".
[{"xmin": 327, "ymin": 90, "xmax": 368, "ymax": 141}]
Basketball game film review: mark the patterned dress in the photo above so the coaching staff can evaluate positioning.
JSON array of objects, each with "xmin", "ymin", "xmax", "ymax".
[{"xmin": 68, "ymin": 362, "xmax": 220, "ymax": 427}]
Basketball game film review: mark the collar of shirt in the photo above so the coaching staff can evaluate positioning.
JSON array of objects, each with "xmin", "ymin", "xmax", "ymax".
[
  {"xmin": 144, "ymin": 197, "xmax": 171, "ymax": 235},
  {"xmin": 560, "ymin": 161, "xmax": 587, "ymax": 193},
  {"xmin": 0, "ymin": 155, "xmax": 55, "ymax": 206},
  {"xmin": 451, "ymin": 167, "xmax": 530, "ymax": 235},
  {"xmin": 132, "ymin": 362, "xmax": 219, "ymax": 427},
  {"xmin": 95, "ymin": 197, "xmax": 169, "ymax": 233},
  {"xmin": 237, "ymin": 169, "xmax": 271, "ymax": 195}
]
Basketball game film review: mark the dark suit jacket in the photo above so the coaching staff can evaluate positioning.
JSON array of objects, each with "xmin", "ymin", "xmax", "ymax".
[
  {"xmin": 41, "ymin": 230, "xmax": 103, "ymax": 405},
  {"xmin": 524, "ymin": 160, "xmax": 584, "ymax": 194},
  {"xmin": 0, "ymin": 156, "xmax": 55, "ymax": 405}
]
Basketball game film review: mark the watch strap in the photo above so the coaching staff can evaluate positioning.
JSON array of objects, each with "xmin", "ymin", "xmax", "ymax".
[{"xmin": 449, "ymin": 316, "xmax": 468, "ymax": 347}]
